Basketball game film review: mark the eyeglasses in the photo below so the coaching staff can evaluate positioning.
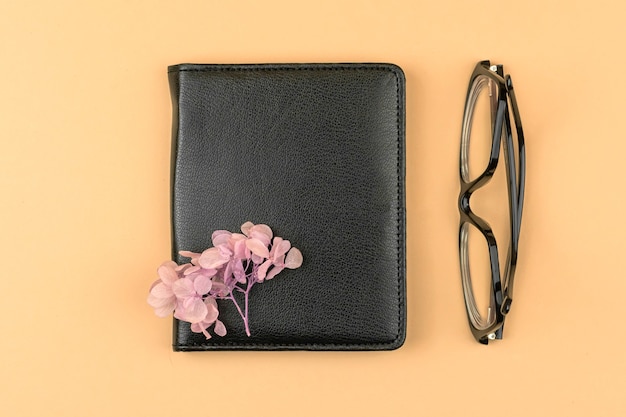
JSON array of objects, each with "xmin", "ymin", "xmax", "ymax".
[{"xmin": 458, "ymin": 60, "xmax": 526, "ymax": 344}]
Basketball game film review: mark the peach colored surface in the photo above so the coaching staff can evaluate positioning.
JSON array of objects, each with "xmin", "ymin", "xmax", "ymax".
[{"xmin": 1, "ymin": 1, "xmax": 625, "ymax": 416}]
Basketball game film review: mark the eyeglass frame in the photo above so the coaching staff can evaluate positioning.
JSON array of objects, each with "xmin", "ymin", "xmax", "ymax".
[{"xmin": 457, "ymin": 60, "xmax": 526, "ymax": 344}]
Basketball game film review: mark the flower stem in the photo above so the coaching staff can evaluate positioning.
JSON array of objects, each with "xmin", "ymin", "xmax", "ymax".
[
  {"xmin": 242, "ymin": 269, "xmax": 256, "ymax": 337},
  {"xmin": 243, "ymin": 290, "xmax": 250, "ymax": 337},
  {"xmin": 228, "ymin": 293, "xmax": 246, "ymax": 322}
]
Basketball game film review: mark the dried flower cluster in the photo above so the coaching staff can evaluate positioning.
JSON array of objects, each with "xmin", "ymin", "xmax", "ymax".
[{"xmin": 148, "ymin": 222, "xmax": 303, "ymax": 338}]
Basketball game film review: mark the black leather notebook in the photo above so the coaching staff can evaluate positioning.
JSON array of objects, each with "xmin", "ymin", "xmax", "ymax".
[{"xmin": 168, "ymin": 63, "xmax": 406, "ymax": 350}]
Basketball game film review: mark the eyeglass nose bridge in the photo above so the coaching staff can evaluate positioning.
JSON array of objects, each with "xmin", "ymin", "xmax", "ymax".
[
  {"xmin": 458, "ymin": 170, "xmax": 496, "ymax": 214},
  {"xmin": 458, "ymin": 191, "xmax": 471, "ymax": 214}
]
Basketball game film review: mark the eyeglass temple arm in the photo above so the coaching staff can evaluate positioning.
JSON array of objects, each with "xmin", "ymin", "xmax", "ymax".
[{"xmin": 500, "ymin": 72, "xmax": 526, "ymax": 318}]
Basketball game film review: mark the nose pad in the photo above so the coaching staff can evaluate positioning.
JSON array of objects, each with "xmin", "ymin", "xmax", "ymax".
[{"xmin": 459, "ymin": 192, "xmax": 471, "ymax": 214}]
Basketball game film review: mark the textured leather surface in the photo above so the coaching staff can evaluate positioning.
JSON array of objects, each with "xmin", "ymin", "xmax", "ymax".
[{"xmin": 168, "ymin": 63, "xmax": 406, "ymax": 350}]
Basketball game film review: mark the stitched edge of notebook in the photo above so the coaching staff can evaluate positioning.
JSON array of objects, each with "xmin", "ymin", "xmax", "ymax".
[{"xmin": 170, "ymin": 64, "xmax": 406, "ymax": 350}]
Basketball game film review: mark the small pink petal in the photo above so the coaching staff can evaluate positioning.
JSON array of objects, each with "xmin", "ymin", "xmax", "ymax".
[
  {"xmin": 199, "ymin": 247, "xmax": 229, "ymax": 269},
  {"xmin": 148, "ymin": 292, "xmax": 175, "ymax": 309},
  {"xmin": 212, "ymin": 230, "xmax": 231, "ymax": 246},
  {"xmin": 246, "ymin": 238, "xmax": 270, "ymax": 258},
  {"xmin": 273, "ymin": 255, "xmax": 285, "ymax": 268},
  {"xmin": 182, "ymin": 296, "xmax": 196, "ymax": 309},
  {"xmin": 183, "ymin": 265, "xmax": 201, "ymax": 275},
  {"xmin": 179, "ymin": 251, "xmax": 201, "ymax": 260},
  {"xmin": 251, "ymin": 224, "xmax": 273, "ymax": 240},
  {"xmin": 153, "ymin": 298, "xmax": 177, "ymax": 317},
  {"xmin": 193, "ymin": 275, "xmax": 213, "ymax": 295},
  {"xmin": 232, "ymin": 239, "xmax": 249, "ymax": 259},
  {"xmin": 232, "ymin": 261, "xmax": 246, "ymax": 283},
  {"xmin": 204, "ymin": 301, "xmax": 219, "ymax": 323},
  {"xmin": 284, "ymin": 247, "xmax": 303, "ymax": 269},
  {"xmin": 214, "ymin": 320, "xmax": 227, "ymax": 337},
  {"xmin": 257, "ymin": 259, "xmax": 272, "ymax": 281},
  {"xmin": 241, "ymin": 221, "xmax": 254, "ymax": 236},
  {"xmin": 269, "ymin": 236, "xmax": 281, "ymax": 258},
  {"xmin": 223, "ymin": 260, "xmax": 233, "ymax": 283},
  {"xmin": 205, "ymin": 296, "xmax": 217, "ymax": 310},
  {"xmin": 217, "ymin": 244, "xmax": 233, "ymax": 257},
  {"xmin": 150, "ymin": 282, "xmax": 174, "ymax": 299},
  {"xmin": 265, "ymin": 265, "xmax": 284, "ymax": 280},
  {"xmin": 250, "ymin": 231, "xmax": 270, "ymax": 246},
  {"xmin": 157, "ymin": 264, "xmax": 178, "ymax": 285},
  {"xmin": 179, "ymin": 298, "xmax": 208, "ymax": 323},
  {"xmin": 172, "ymin": 278, "xmax": 195, "ymax": 298},
  {"xmin": 273, "ymin": 238, "xmax": 291, "ymax": 259}
]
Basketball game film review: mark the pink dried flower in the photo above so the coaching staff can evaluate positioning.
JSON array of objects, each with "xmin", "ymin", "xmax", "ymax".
[
  {"xmin": 148, "ymin": 222, "xmax": 303, "ymax": 339},
  {"xmin": 258, "ymin": 237, "xmax": 304, "ymax": 281},
  {"xmin": 172, "ymin": 276, "xmax": 212, "ymax": 323},
  {"xmin": 147, "ymin": 261, "xmax": 180, "ymax": 317},
  {"xmin": 189, "ymin": 297, "xmax": 222, "ymax": 339}
]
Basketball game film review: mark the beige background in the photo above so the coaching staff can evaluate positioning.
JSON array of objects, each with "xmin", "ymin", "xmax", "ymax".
[{"xmin": 1, "ymin": 0, "xmax": 625, "ymax": 416}]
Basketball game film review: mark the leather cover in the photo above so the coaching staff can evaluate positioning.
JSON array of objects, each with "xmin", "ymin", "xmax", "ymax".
[{"xmin": 168, "ymin": 63, "xmax": 406, "ymax": 350}]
